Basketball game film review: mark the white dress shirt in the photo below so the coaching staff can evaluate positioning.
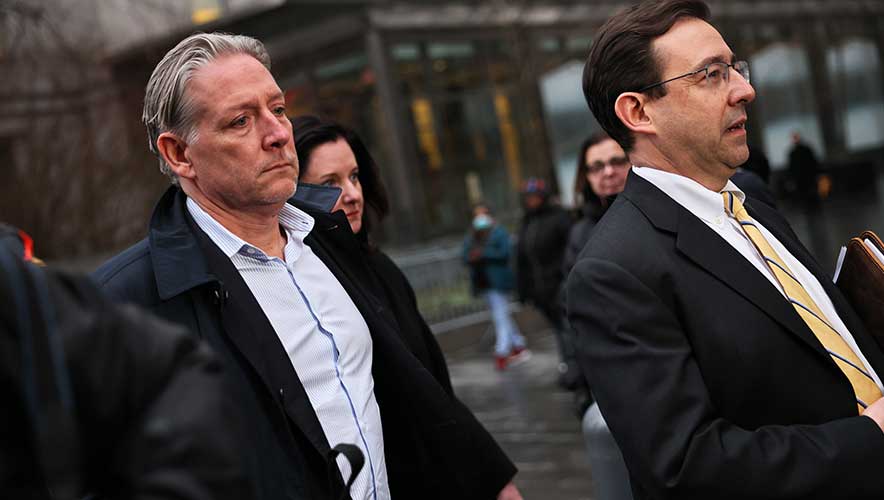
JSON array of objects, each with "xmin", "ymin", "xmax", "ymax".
[
  {"xmin": 633, "ymin": 166, "xmax": 884, "ymax": 392},
  {"xmin": 187, "ymin": 197, "xmax": 390, "ymax": 500}
]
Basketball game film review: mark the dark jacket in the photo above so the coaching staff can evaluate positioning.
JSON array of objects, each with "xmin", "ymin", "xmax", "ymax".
[
  {"xmin": 1, "ymin": 250, "xmax": 248, "ymax": 500},
  {"xmin": 93, "ymin": 187, "xmax": 516, "ymax": 500},
  {"xmin": 563, "ymin": 203, "xmax": 606, "ymax": 279},
  {"xmin": 731, "ymin": 169, "xmax": 777, "ymax": 209},
  {"xmin": 364, "ymin": 248, "xmax": 453, "ymax": 395},
  {"xmin": 516, "ymin": 202, "xmax": 572, "ymax": 307},
  {"xmin": 567, "ymin": 172, "xmax": 884, "ymax": 500},
  {"xmin": 463, "ymin": 225, "xmax": 515, "ymax": 295}
]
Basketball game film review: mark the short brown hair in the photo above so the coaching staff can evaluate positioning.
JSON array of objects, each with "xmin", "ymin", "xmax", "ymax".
[{"xmin": 582, "ymin": 0, "xmax": 710, "ymax": 152}]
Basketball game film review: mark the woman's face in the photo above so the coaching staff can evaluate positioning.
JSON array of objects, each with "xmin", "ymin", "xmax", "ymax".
[
  {"xmin": 585, "ymin": 138, "xmax": 629, "ymax": 198},
  {"xmin": 300, "ymin": 139, "xmax": 364, "ymax": 233}
]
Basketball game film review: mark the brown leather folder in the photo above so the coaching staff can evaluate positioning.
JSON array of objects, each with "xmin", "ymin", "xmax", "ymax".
[{"xmin": 837, "ymin": 230, "xmax": 884, "ymax": 351}]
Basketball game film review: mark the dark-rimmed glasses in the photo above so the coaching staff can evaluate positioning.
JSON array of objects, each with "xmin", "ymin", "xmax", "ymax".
[
  {"xmin": 587, "ymin": 156, "xmax": 630, "ymax": 174},
  {"xmin": 637, "ymin": 60, "xmax": 750, "ymax": 93}
]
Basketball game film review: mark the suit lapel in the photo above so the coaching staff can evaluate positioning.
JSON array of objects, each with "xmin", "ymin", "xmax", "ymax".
[
  {"xmin": 749, "ymin": 200, "xmax": 884, "ymax": 375},
  {"xmin": 625, "ymin": 174, "xmax": 831, "ymax": 360}
]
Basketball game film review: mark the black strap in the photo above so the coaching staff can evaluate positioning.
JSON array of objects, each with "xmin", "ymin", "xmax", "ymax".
[{"xmin": 326, "ymin": 443, "xmax": 364, "ymax": 500}]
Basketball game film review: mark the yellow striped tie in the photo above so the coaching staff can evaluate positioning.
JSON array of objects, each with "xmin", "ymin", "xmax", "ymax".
[{"xmin": 723, "ymin": 192, "xmax": 881, "ymax": 413}]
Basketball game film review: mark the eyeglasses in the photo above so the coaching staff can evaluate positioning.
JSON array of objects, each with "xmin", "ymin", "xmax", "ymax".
[
  {"xmin": 637, "ymin": 60, "xmax": 750, "ymax": 93},
  {"xmin": 587, "ymin": 156, "xmax": 630, "ymax": 174}
]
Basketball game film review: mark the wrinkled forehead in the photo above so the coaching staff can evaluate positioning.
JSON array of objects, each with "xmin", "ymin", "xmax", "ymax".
[
  {"xmin": 651, "ymin": 17, "xmax": 733, "ymax": 76},
  {"xmin": 187, "ymin": 54, "xmax": 281, "ymax": 117}
]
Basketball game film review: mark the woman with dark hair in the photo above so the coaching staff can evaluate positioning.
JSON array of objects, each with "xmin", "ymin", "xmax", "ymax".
[
  {"xmin": 290, "ymin": 115, "xmax": 454, "ymax": 391},
  {"xmin": 292, "ymin": 115, "xmax": 523, "ymax": 499},
  {"xmin": 293, "ymin": 116, "xmax": 523, "ymax": 499},
  {"xmin": 564, "ymin": 130, "xmax": 633, "ymax": 500},
  {"xmin": 562, "ymin": 131, "xmax": 630, "ymax": 274}
]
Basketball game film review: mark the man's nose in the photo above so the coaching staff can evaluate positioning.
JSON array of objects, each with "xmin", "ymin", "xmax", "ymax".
[
  {"xmin": 263, "ymin": 113, "xmax": 291, "ymax": 150},
  {"xmin": 730, "ymin": 73, "xmax": 756, "ymax": 106}
]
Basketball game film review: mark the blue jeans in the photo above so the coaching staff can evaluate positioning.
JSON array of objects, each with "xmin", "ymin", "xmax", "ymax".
[{"xmin": 484, "ymin": 289, "xmax": 525, "ymax": 357}]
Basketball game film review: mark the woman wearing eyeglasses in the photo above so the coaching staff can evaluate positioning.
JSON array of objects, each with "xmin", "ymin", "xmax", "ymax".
[
  {"xmin": 562, "ymin": 132, "xmax": 631, "ymax": 275},
  {"xmin": 563, "ymin": 130, "xmax": 634, "ymax": 500}
]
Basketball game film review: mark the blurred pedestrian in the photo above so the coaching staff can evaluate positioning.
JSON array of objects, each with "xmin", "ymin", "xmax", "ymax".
[
  {"xmin": 94, "ymin": 34, "xmax": 518, "ymax": 500},
  {"xmin": 291, "ymin": 114, "xmax": 523, "ymax": 500},
  {"xmin": 516, "ymin": 177, "xmax": 575, "ymax": 388},
  {"xmin": 571, "ymin": 1, "xmax": 884, "ymax": 498},
  {"xmin": 787, "ymin": 131, "xmax": 821, "ymax": 209},
  {"xmin": 462, "ymin": 202, "xmax": 528, "ymax": 371},
  {"xmin": 562, "ymin": 132, "xmax": 634, "ymax": 500},
  {"xmin": 1, "ymin": 227, "xmax": 250, "ymax": 500}
]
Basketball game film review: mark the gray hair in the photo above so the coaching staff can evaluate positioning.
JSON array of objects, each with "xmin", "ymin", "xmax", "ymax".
[{"xmin": 142, "ymin": 32, "xmax": 271, "ymax": 183}]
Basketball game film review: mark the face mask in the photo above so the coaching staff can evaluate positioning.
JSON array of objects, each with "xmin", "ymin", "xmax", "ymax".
[{"xmin": 472, "ymin": 214, "xmax": 493, "ymax": 231}]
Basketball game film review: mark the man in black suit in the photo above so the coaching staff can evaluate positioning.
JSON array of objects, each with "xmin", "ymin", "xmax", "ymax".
[
  {"xmin": 94, "ymin": 33, "xmax": 518, "ymax": 500},
  {"xmin": 567, "ymin": 1, "xmax": 884, "ymax": 499}
]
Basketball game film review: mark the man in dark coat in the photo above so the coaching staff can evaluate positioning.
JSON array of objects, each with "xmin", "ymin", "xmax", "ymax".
[
  {"xmin": 93, "ymin": 33, "xmax": 517, "ymax": 500},
  {"xmin": 787, "ymin": 131, "xmax": 822, "ymax": 208},
  {"xmin": 569, "ymin": 1, "xmax": 884, "ymax": 499}
]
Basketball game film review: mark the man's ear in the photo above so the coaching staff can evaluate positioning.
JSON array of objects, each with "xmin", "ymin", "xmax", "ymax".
[
  {"xmin": 614, "ymin": 92, "xmax": 655, "ymax": 137},
  {"xmin": 156, "ymin": 132, "xmax": 196, "ymax": 180}
]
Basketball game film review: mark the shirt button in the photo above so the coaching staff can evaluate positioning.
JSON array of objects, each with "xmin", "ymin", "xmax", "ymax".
[
  {"xmin": 246, "ymin": 248, "xmax": 256, "ymax": 254},
  {"xmin": 714, "ymin": 216, "xmax": 723, "ymax": 225}
]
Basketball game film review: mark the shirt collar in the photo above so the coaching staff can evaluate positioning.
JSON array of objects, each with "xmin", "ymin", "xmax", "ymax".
[
  {"xmin": 631, "ymin": 166, "xmax": 745, "ymax": 224},
  {"xmin": 185, "ymin": 197, "xmax": 315, "ymax": 262}
]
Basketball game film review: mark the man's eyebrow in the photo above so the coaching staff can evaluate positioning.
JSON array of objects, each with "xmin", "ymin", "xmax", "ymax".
[{"xmin": 692, "ymin": 53, "xmax": 736, "ymax": 71}]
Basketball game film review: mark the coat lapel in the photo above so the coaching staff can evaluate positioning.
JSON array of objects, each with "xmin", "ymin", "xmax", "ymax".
[
  {"xmin": 191, "ymin": 209, "xmax": 332, "ymax": 459},
  {"xmin": 300, "ymin": 209, "xmax": 401, "ymax": 334},
  {"xmin": 624, "ymin": 174, "xmax": 831, "ymax": 360}
]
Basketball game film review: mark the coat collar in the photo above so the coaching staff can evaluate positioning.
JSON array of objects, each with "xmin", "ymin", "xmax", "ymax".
[
  {"xmin": 621, "ymin": 172, "xmax": 834, "ymax": 361},
  {"xmin": 148, "ymin": 186, "xmax": 217, "ymax": 300}
]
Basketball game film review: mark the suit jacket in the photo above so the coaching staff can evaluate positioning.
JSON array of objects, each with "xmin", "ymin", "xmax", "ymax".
[
  {"xmin": 93, "ymin": 186, "xmax": 516, "ymax": 500},
  {"xmin": 566, "ymin": 172, "xmax": 884, "ymax": 500}
]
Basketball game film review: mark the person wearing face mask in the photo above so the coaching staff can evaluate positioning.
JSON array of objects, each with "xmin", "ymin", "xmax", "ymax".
[
  {"xmin": 292, "ymin": 115, "xmax": 523, "ymax": 500},
  {"xmin": 463, "ymin": 203, "xmax": 528, "ymax": 371}
]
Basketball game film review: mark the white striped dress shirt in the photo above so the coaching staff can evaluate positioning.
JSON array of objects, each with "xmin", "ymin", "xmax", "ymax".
[
  {"xmin": 187, "ymin": 197, "xmax": 390, "ymax": 500},
  {"xmin": 633, "ymin": 166, "xmax": 884, "ymax": 393}
]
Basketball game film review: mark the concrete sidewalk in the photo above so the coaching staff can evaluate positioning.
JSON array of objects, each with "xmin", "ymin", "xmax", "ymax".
[{"xmin": 440, "ymin": 309, "xmax": 596, "ymax": 500}]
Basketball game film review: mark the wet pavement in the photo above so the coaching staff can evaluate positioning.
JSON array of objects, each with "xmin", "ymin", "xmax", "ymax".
[{"xmin": 443, "ymin": 325, "xmax": 595, "ymax": 500}]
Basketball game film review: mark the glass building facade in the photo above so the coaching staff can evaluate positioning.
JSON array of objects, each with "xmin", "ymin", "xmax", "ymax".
[{"xmin": 129, "ymin": 0, "xmax": 884, "ymax": 249}]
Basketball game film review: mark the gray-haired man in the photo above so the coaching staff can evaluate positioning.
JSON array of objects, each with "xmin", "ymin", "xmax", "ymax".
[{"xmin": 95, "ymin": 33, "xmax": 519, "ymax": 500}]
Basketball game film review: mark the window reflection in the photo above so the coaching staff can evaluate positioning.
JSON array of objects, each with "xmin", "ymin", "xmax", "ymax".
[
  {"xmin": 827, "ymin": 38, "xmax": 884, "ymax": 151},
  {"xmin": 390, "ymin": 39, "xmax": 532, "ymax": 237},
  {"xmin": 751, "ymin": 43, "xmax": 826, "ymax": 167},
  {"xmin": 539, "ymin": 60, "xmax": 601, "ymax": 206}
]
